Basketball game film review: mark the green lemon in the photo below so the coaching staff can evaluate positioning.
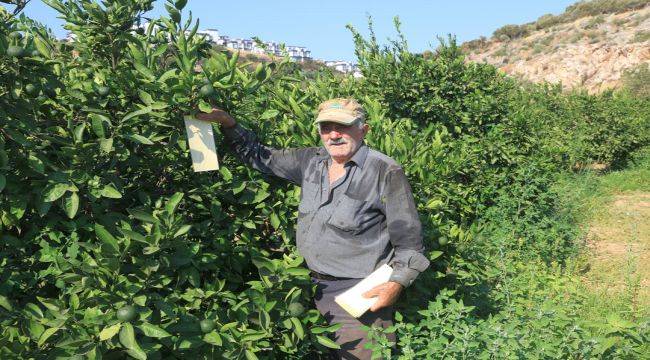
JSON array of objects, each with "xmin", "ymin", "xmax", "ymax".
[
  {"xmin": 97, "ymin": 86, "xmax": 110, "ymax": 96},
  {"xmin": 30, "ymin": 49, "xmax": 41, "ymax": 57},
  {"xmin": 288, "ymin": 302, "xmax": 305, "ymax": 317},
  {"xmin": 7, "ymin": 46, "xmax": 24, "ymax": 58},
  {"xmin": 25, "ymin": 84, "xmax": 38, "ymax": 95},
  {"xmin": 9, "ymin": 31, "xmax": 23, "ymax": 40},
  {"xmin": 199, "ymin": 84, "xmax": 214, "ymax": 97},
  {"xmin": 438, "ymin": 236, "xmax": 449, "ymax": 246},
  {"xmin": 199, "ymin": 319, "xmax": 215, "ymax": 333},
  {"xmin": 116, "ymin": 305, "xmax": 137, "ymax": 322}
]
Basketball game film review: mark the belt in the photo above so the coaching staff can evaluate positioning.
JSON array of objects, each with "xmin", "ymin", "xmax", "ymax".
[{"xmin": 310, "ymin": 271, "xmax": 353, "ymax": 281}]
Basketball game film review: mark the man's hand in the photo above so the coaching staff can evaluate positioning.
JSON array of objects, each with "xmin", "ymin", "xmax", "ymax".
[
  {"xmin": 362, "ymin": 281, "xmax": 403, "ymax": 312},
  {"xmin": 195, "ymin": 108, "xmax": 236, "ymax": 128}
]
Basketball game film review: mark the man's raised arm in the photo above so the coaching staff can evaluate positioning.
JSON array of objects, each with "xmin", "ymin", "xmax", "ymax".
[{"xmin": 196, "ymin": 108, "xmax": 315, "ymax": 185}]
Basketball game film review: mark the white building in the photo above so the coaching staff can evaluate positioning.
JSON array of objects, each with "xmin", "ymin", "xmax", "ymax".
[
  {"xmin": 286, "ymin": 45, "xmax": 311, "ymax": 62},
  {"xmin": 324, "ymin": 60, "xmax": 362, "ymax": 77},
  {"xmin": 197, "ymin": 29, "xmax": 312, "ymax": 62},
  {"xmin": 196, "ymin": 28, "xmax": 221, "ymax": 43}
]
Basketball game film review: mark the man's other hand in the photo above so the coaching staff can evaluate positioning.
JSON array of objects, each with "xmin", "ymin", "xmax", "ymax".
[
  {"xmin": 362, "ymin": 281, "xmax": 403, "ymax": 312},
  {"xmin": 196, "ymin": 108, "xmax": 236, "ymax": 128}
]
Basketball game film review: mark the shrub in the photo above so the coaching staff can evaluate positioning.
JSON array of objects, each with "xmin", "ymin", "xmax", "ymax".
[
  {"xmin": 1, "ymin": 4, "xmax": 648, "ymax": 359},
  {"xmin": 622, "ymin": 62, "xmax": 650, "ymax": 98}
]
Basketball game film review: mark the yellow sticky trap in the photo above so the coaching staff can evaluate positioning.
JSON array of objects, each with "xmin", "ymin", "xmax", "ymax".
[
  {"xmin": 184, "ymin": 115, "xmax": 219, "ymax": 172},
  {"xmin": 334, "ymin": 264, "xmax": 393, "ymax": 318}
]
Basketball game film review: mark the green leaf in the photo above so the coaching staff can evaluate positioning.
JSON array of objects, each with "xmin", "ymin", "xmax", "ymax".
[
  {"xmin": 128, "ymin": 209, "xmax": 158, "ymax": 224},
  {"xmin": 285, "ymin": 268, "xmax": 310, "ymax": 276},
  {"xmin": 24, "ymin": 303, "xmax": 43, "ymax": 318},
  {"xmin": 27, "ymin": 320, "xmax": 45, "ymax": 340},
  {"xmin": 119, "ymin": 322, "xmax": 137, "ymax": 348},
  {"xmin": 219, "ymin": 167, "xmax": 232, "ymax": 181},
  {"xmin": 99, "ymin": 323, "xmax": 122, "ymax": 341},
  {"xmin": 316, "ymin": 335, "xmax": 340, "ymax": 349},
  {"xmin": 0, "ymin": 174, "xmax": 5, "ymax": 192},
  {"xmin": 125, "ymin": 348, "xmax": 147, "ymax": 360},
  {"xmin": 89, "ymin": 113, "xmax": 109, "ymax": 138},
  {"xmin": 152, "ymin": 44, "xmax": 168, "ymax": 58},
  {"xmin": 158, "ymin": 68, "xmax": 177, "ymax": 83},
  {"xmin": 118, "ymin": 228, "xmax": 147, "ymax": 243},
  {"xmin": 143, "ymin": 246, "xmax": 160, "ymax": 255},
  {"xmin": 260, "ymin": 109, "xmax": 279, "ymax": 120},
  {"xmin": 94, "ymin": 223, "xmax": 120, "ymax": 253},
  {"xmin": 173, "ymin": 224, "xmax": 192, "ymax": 237},
  {"xmin": 62, "ymin": 192, "xmax": 79, "ymax": 219},
  {"xmin": 165, "ymin": 192, "xmax": 184, "ymax": 214},
  {"xmin": 122, "ymin": 106, "xmax": 152, "ymax": 122},
  {"xmin": 138, "ymin": 323, "xmax": 171, "ymax": 338},
  {"xmin": 203, "ymin": 331, "xmax": 223, "ymax": 346},
  {"xmin": 43, "ymin": 183, "xmax": 70, "ymax": 202},
  {"xmin": 174, "ymin": 0, "xmax": 188, "ymax": 11},
  {"xmin": 134, "ymin": 62, "xmax": 155, "ymax": 80},
  {"xmin": 101, "ymin": 185, "xmax": 122, "ymax": 199},
  {"xmin": 73, "ymin": 123, "xmax": 86, "ymax": 143},
  {"xmin": 244, "ymin": 350, "xmax": 259, "ymax": 360},
  {"xmin": 0, "ymin": 295, "xmax": 12, "ymax": 311},
  {"xmin": 99, "ymin": 138, "xmax": 114, "ymax": 153},
  {"xmin": 38, "ymin": 327, "xmax": 60, "ymax": 347},
  {"xmin": 138, "ymin": 90, "xmax": 153, "ymax": 105},
  {"xmin": 269, "ymin": 212, "xmax": 280, "ymax": 229},
  {"xmin": 240, "ymin": 330, "xmax": 268, "ymax": 342},
  {"xmin": 426, "ymin": 199, "xmax": 443, "ymax": 209},
  {"xmin": 33, "ymin": 35, "xmax": 52, "ymax": 58},
  {"xmin": 126, "ymin": 134, "xmax": 154, "ymax": 145},
  {"xmin": 290, "ymin": 317, "xmax": 304, "ymax": 339},
  {"xmin": 28, "ymin": 154, "xmax": 45, "ymax": 174},
  {"xmin": 394, "ymin": 311, "xmax": 403, "ymax": 322},
  {"xmin": 198, "ymin": 99, "xmax": 212, "ymax": 113},
  {"xmin": 311, "ymin": 323, "xmax": 342, "ymax": 334}
]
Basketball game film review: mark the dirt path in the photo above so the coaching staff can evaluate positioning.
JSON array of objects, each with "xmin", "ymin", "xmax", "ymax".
[{"xmin": 582, "ymin": 191, "xmax": 650, "ymax": 314}]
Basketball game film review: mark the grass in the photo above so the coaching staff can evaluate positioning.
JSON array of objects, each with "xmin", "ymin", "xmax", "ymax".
[
  {"xmin": 633, "ymin": 30, "xmax": 650, "ymax": 42},
  {"xmin": 554, "ymin": 147, "xmax": 650, "ymax": 320}
]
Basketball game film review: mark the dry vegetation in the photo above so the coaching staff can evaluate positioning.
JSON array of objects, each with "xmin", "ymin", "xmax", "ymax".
[{"xmin": 462, "ymin": 0, "xmax": 650, "ymax": 93}]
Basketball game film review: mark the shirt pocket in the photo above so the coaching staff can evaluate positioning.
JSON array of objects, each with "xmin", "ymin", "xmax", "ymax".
[
  {"xmin": 298, "ymin": 180, "xmax": 319, "ymax": 214},
  {"xmin": 327, "ymin": 194, "xmax": 381, "ymax": 235}
]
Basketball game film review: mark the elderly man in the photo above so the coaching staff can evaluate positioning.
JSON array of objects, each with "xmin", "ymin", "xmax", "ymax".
[{"xmin": 197, "ymin": 98, "xmax": 429, "ymax": 359}]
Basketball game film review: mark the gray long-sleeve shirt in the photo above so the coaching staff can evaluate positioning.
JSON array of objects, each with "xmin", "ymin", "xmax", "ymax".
[{"xmin": 223, "ymin": 124, "xmax": 430, "ymax": 287}]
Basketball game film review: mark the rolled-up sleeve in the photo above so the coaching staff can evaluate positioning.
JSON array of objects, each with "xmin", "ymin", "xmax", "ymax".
[
  {"xmin": 383, "ymin": 167, "xmax": 430, "ymax": 287},
  {"xmin": 222, "ymin": 124, "xmax": 315, "ymax": 185}
]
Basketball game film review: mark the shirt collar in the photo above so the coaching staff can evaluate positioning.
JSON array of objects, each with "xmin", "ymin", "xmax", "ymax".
[
  {"xmin": 348, "ymin": 142, "xmax": 368, "ymax": 169},
  {"xmin": 317, "ymin": 142, "xmax": 369, "ymax": 169}
]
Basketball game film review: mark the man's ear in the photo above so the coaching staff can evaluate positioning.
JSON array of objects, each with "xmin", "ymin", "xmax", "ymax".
[{"xmin": 362, "ymin": 123, "xmax": 370, "ymax": 136}]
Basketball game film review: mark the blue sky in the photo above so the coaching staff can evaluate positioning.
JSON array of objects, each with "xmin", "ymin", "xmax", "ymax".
[{"xmin": 14, "ymin": 0, "xmax": 577, "ymax": 62}]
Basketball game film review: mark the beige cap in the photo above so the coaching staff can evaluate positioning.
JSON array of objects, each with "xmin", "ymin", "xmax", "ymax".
[{"xmin": 315, "ymin": 98, "xmax": 366, "ymax": 125}]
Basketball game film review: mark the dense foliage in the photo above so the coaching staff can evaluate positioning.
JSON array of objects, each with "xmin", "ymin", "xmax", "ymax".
[{"xmin": 1, "ymin": 1, "xmax": 649, "ymax": 359}]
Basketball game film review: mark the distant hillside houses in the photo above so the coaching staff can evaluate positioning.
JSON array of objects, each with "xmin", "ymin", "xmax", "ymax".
[
  {"xmin": 68, "ymin": 24, "xmax": 360, "ymax": 75},
  {"xmin": 196, "ymin": 28, "xmax": 312, "ymax": 62},
  {"xmin": 324, "ymin": 60, "xmax": 362, "ymax": 77}
]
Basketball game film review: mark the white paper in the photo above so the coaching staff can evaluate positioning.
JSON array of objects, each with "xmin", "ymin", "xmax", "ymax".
[
  {"xmin": 184, "ymin": 115, "xmax": 219, "ymax": 172},
  {"xmin": 334, "ymin": 264, "xmax": 393, "ymax": 318}
]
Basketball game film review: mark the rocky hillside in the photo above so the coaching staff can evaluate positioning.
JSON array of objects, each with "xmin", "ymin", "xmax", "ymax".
[{"xmin": 463, "ymin": 1, "xmax": 650, "ymax": 93}]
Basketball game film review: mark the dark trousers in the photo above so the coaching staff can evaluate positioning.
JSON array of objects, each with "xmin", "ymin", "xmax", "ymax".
[{"xmin": 312, "ymin": 277, "xmax": 396, "ymax": 360}]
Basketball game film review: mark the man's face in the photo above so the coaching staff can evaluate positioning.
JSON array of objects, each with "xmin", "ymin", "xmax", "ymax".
[{"xmin": 318, "ymin": 121, "xmax": 369, "ymax": 162}]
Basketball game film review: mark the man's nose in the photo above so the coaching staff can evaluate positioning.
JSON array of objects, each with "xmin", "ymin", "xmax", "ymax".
[{"xmin": 330, "ymin": 130, "xmax": 342, "ymax": 138}]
